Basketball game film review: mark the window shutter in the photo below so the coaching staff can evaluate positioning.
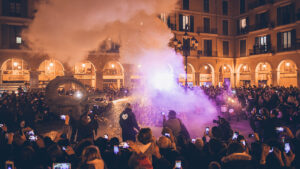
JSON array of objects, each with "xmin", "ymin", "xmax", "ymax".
[
  {"xmin": 291, "ymin": 29, "xmax": 296, "ymax": 48},
  {"xmin": 167, "ymin": 16, "xmax": 171, "ymax": 28},
  {"xmin": 1, "ymin": 24, "xmax": 9, "ymax": 48},
  {"xmin": 267, "ymin": 34, "xmax": 271, "ymax": 50},
  {"xmin": 179, "ymin": 14, "xmax": 183, "ymax": 31},
  {"xmin": 2, "ymin": 0, "xmax": 9, "ymax": 16},
  {"xmin": 237, "ymin": 20, "xmax": 240, "ymax": 35},
  {"xmin": 190, "ymin": 15, "xmax": 194, "ymax": 32},
  {"xmin": 21, "ymin": 0, "xmax": 28, "ymax": 17},
  {"xmin": 277, "ymin": 8, "xmax": 281, "ymax": 25},
  {"xmin": 277, "ymin": 32, "xmax": 282, "ymax": 51},
  {"xmin": 290, "ymin": 3, "xmax": 295, "ymax": 22}
]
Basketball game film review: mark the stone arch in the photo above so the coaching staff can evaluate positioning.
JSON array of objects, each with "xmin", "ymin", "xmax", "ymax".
[
  {"xmin": 218, "ymin": 64, "xmax": 233, "ymax": 87},
  {"xmin": 237, "ymin": 64, "xmax": 251, "ymax": 87},
  {"xmin": 38, "ymin": 59, "xmax": 65, "ymax": 87},
  {"xmin": 1, "ymin": 58, "xmax": 30, "ymax": 83},
  {"xmin": 255, "ymin": 62, "xmax": 272, "ymax": 86},
  {"xmin": 199, "ymin": 63, "xmax": 215, "ymax": 86},
  {"xmin": 277, "ymin": 59, "xmax": 297, "ymax": 87},
  {"xmin": 179, "ymin": 63, "xmax": 196, "ymax": 86},
  {"xmin": 73, "ymin": 61, "xmax": 96, "ymax": 88},
  {"xmin": 103, "ymin": 61, "xmax": 125, "ymax": 89}
]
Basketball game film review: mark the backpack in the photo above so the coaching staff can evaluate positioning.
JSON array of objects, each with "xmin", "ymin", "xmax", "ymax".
[{"xmin": 129, "ymin": 152, "xmax": 153, "ymax": 169}]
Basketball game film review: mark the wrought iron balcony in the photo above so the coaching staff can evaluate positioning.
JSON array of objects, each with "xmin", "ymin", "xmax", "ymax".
[{"xmin": 249, "ymin": 44, "xmax": 273, "ymax": 55}]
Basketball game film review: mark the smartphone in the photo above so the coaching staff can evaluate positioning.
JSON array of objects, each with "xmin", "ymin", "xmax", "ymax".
[
  {"xmin": 229, "ymin": 109, "xmax": 234, "ymax": 114},
  {"xmin": 62, "ymin": 146, "xmax": 67, "ymax": 151},
  {"xmin": 248, "ymin": 134, "xmax": 254, "ymax": 138},
  {"xmin": 205, "ymin": 127, "xmax": 209, "ymax": 135},
  {"xmin": 164, "ymin": 133, "xmax": 170, "ymax": 137},
  {"xmin": 284, "ymin": 143, "xmax": 290, "ymax": 153},
  {"xmin": 89, "ymin": 110, "xmax": 93, "ymax": 114},
  {"xmin": 232, "ymin": 132, "xmax": 239, "ymax": 140},
  {"xmin": 114, "ymin": 145, "xmax": 119, "ymax": 155},
  {"xmin": 161, "ymin": 112, "xmax": 165, "ymax": 115},
  {"xmin": 123, "ymin": 142, "xmax": 129, "ymax": 148},
  {"xmin": 5, "ymin": 161, "xmax": 14, "ymax": 169},
  {"xmin": 60, "ymin": 115, "xmax": 66, "ymax": 120},
  {"xmin": 29, "ymin": 135, "xmax": 37, "ymax": 141},
  {"xmin": 276, "ymin": 127, "xmax": 284, "ymax": 132},
  {"xmin": 53, "ymin": 163, "xmax": 71, "ymax": 169},
  {"xmin": 27, "ymin": 130, "xmax": 35, "ymax": 136},
  {"xmin": 192, "ymin": 139, "xmax": 196, "ymax": 143},
  {"xmin": 241, "ymin": 140, "xmax": 246, "ymax": 146},
  {"xmin": 0, "ymin": 124, "xmax": 3, "ymax": 128},
  {"xmin": 175, "ymin": 160, "xmax": 182, "ymax": 169},
  {"xmin": 104, "ymin": 134, "xmax": 108, "ymax": 139},
  {"xmin": 269, "ymin": 147, "xmax": 274, "ymax": 153}
]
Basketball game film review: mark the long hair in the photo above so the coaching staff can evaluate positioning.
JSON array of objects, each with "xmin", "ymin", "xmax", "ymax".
[{"xmin": 81, "ymin": 145, "xmax": 102, "ymax": 163}]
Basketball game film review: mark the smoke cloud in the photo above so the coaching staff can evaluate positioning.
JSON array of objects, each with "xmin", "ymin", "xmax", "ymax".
[
  {"xmin": 23, "ymin": 0, "xmax": 177, "ymax": 64},
  {"xmin": 25, "ymin": 0, "xmax": 218, "ymax": 136}
]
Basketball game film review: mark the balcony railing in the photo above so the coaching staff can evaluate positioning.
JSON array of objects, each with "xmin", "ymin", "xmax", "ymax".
[
  {"xmin": 278, "ymin": 40, "xmax": 300, "ymax": 52},
  {"xmin": 249, "ymin": 44, "xmax": 273, "ymax": 55},
  {"xmin": 248, "ymin": 0, "xmax": 273, "ymax": 10},
  {"xmin": 248, "ymin": 23, "xmax": 270, "ymax": 32},
  {"xmin": 197, "ymin": 27, "xmax": 218, "ymax": 34},
  {"xmin": 237, "ymin": 27, "xmax": 249, "ymax": 35}
]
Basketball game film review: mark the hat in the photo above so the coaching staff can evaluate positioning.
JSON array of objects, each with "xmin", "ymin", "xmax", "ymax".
[{"xmin": 168, "ymin": 110, "xmax": 176, "ymax": 118}]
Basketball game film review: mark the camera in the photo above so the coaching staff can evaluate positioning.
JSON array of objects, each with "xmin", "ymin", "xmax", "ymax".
[
  {"xmin": 284, "ymin": 143, "xmax": 290, "ymax": 154},
  {"xmin": 5, "ymin": 161, "xmax": 14, "ymax": 169},
  {"xmin": 232, "ymin": 132, "xmax": 239, "ymax": 140},
  {"xmin": 205, "ymin": 127, "xmax": 209, "ymax": 135},
  {"xmin": 175, "ymin": 160, "xmax": 182, "ymax": 169},
  {"xmin": 53, "ymin": 163, "xmax": 71, "ymax": 169},
  {"xmin": 114, "ymin": 145, "xmax": 119, "ymax": 155},
  {"xmin": 276, "ymin": 127, "xmax": 284, "ymax": 132},
  {"xmin": 60, "ymin": 115, "xmax": 66, "ymax": 120}
]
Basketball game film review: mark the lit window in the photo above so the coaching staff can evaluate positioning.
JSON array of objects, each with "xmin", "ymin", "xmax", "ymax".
[
  {"xmin": 182, "ymin": 15, "xmax": 189, "ymax": 30},
  {"xmin": 160, "ymin": 13, "xmax": 167, "ymax": 23},
  {"xmin": 16, "ymin": 37, "xmax": 22, "ymax": 44},
  {"xmin": 240, "ymin": 18, "xmax": 246, "ymax": 29},
  {"xmin": 283, "ymin": 31, "xmax": 291, "ymax": 49}
]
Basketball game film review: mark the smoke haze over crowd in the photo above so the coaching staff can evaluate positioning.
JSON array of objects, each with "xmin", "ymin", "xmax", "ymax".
[{"xmin": 24, "ymin": 0, "xmax": 218, "ymax": 133}]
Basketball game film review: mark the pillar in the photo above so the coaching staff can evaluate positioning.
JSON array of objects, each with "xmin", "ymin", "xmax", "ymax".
[
  {"xmin": 195, "ymin": 72, "xmax": 200, "ymax": 86},
  {"xmin": 233, "ymin": 73, "xmax": 237, "ymax": 88},
  {"xmin": 250, "ymin": 72, "xmax": 256, "ymax": 86},
  {"xmin": 30, "ymin": 71, "xmax": 40, "ymax": 89},
  {"xmin": 271, "ymin": 70, "xmax": 278, "ymax": 86},
  {"xmin": 0, "ymin": 69, "xmax": 2, "ymax": 85},
  {"xmin": 297, "ymin": 70, "xmax": 300, "ymax": 88},
  {"xmin": 214, "ymin": 72, "xmax": 219, "ymax": 86},
  {"xmin": 124, "ymin": 70, "xmax": 131, "ymax": 89},
  {"xmin": 96, "ymin": 71, "xmax": 103, "ymax": 90}
]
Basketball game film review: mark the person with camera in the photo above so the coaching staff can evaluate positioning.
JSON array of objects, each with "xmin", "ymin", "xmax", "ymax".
[{"xmin": 163, "ymin": 110, "xmax": 190, "ymax": 141}]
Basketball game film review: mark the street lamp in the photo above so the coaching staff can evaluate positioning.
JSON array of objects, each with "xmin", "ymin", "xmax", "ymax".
[{"xmin": 172, "ymin": 25, "xmax": 198, "ymax": 88}]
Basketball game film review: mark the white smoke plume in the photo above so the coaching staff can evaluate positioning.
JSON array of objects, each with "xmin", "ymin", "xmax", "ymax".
[{"xmin": 24, "ymin": 0, "xmax": 218, "ymax": 136}]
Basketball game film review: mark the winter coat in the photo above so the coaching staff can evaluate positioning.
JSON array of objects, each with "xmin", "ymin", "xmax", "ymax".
[{"xmin": 221, "ymin": 153, "xmax": 255, "ymax": 169}]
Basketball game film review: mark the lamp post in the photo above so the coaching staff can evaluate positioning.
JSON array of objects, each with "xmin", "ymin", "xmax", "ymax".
[{"xmin": 173, "ymin": 25, "xmax": 198, "ymax": 88}]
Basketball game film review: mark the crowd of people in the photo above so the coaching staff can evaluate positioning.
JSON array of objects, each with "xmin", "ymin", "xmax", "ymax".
[{"xmin": 0, "ymin": 85, "xmax": 299, "ymax": 169}]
